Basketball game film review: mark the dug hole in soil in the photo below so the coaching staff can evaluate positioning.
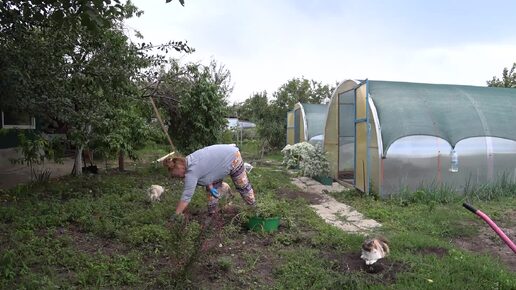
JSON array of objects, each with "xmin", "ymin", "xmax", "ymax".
[
  {"xmin": 182, "ymin": 204, "xmax": 281, "ymax": 288},
  {"xmin": 321, "ymin": 250, "xmax": 408, "ymax": 285}
]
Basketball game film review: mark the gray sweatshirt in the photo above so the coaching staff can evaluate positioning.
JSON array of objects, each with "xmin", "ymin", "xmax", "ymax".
[{"xmin": 181, "ymin": 144, "xmax": 239, "ymax": 202}]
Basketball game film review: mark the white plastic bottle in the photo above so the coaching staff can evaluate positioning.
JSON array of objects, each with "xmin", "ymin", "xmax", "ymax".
[{"xmin": 449, "ymin": 149, "xmax": 458, "ymax": 172}]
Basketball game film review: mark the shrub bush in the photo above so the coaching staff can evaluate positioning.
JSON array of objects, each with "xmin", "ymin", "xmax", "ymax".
[{"xmin": 281, "ymin": 142, "xmax": 329, "ymax": 177}]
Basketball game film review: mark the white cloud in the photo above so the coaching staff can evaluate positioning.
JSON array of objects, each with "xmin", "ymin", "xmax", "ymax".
[
  {"xmin": 384, "ymin": 43, "xmax": 516, "ymax": 85},
  {"xmin": 125, "ymin": 0, "xmax": 516, "ymax": 103}
]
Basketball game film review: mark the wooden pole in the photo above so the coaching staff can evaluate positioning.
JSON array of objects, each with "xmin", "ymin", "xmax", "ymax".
[{"xmin": 149, "ymin": 96, "xmax": 176, "ymax": 152}]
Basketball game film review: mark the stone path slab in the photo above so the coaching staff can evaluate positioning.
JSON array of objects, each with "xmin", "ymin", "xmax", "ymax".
[{"xmin": 291, "ymin": 177, "xmax": 381, "ymax": 234}]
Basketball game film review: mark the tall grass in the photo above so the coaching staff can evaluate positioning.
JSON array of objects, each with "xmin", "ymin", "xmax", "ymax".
[
  {"xmin": 389, "ymin": 181, "xmax": 458, "ymax": 205},
  {"xmin": 387, "ymin": 172, "xmax": 516, "ymax": 205},
  {"xmin": 464, "ymin": 172, "xmax": 516, "ymax": 202}
]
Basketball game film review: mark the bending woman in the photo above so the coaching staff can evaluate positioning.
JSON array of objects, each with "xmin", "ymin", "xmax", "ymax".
[{"xmin": 164, "ymin": 144, "xmax": 256, "ymax": 215}]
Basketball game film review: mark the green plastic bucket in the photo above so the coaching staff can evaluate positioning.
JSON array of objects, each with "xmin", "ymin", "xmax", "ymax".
[
  {"xmin": 247, "ymin": 216, "xmax": 280, "ymax": 232},
  {"xmin": 314, "ymin": 175, "xmax": 333, "ymax": 186}
]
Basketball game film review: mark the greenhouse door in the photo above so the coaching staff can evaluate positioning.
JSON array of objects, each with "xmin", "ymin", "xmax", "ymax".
[
  {"xmin": 286, "ymin": 111, "xmax": 295, "ymax": 145},
  {"xmin": 294, "ymin": 108, "xmax": 301, "ymax": 143},
  {"xmin": 354, "ymin": 83, "xmax": 370, "ymax": 194},
  {"xmin": 338, "ymin": 89, "xmax": 355, "ymax": 184}
]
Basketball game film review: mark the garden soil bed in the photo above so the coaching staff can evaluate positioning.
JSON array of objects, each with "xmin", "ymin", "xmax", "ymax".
[
  {"xmin": 277, "ymin": 188, "xmax": 326, "ymax": 204},
  {"xmin": 453, "ymin": 212, "xmax": 516, "ymax": 272},
  {"xmin": 185, "ymin": 206, "xmax": 280, "ymax": 288}
]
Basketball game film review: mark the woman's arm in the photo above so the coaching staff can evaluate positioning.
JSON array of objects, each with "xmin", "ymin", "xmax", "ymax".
[
  {"xmin": 175, "ymin": 174, "xmax": 197, "ymax": 215},
  {"xmin": 175, "ymin": 200, "xmax": 189, "ymax": 214}
]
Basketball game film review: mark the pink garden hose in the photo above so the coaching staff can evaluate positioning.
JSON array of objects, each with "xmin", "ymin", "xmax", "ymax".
[{"xmin": 463, "ymin": 203, "xmax": 516, "ymax": 254}]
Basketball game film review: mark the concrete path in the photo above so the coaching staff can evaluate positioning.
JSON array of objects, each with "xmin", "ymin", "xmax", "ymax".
[{"xmin": 291, "ymin": 177, "xmax": 381, "ymax": 234}]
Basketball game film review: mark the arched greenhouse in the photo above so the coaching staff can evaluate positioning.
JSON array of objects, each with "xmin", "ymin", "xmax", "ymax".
[
  {"xmin": 286, "ymin": 102, "xmax": 328, "ymax": 146},
  {"xmin": 324, "ymin": 80, "xmax": 516, "ymax": 196}
]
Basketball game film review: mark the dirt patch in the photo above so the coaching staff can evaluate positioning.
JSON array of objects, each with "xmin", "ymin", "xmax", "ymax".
[
  {"xmin": 503, "ymin": 210, "xmax": 516, "ymax": 227},
  {"xmin": 415, "ymin": 247, "xmax": 448, "ymax": 258},
  {"xmin": 452, "ymin": 214, "xmax": 516, "ymax": 273},
  {"xmin": 278, "ymin": 188, "xmax": 327, "ymax": 204},
  {"xmin": 453, "ymin": 222, "xmax": 516, "ymax": 272},
  {"xmin": 195, "ymin": 236, "xmax": 279, "ymax": 288},
  {"xmin": 58, "ymin": 224, "xmax": 129, "ymax": 256},
  {"xmin": 183, "ymin": 205, "xmax": 280, "ymax": 288},
  {"xmin": 323, "ymin": 251, "xmax": 408, "ymax": 285}
]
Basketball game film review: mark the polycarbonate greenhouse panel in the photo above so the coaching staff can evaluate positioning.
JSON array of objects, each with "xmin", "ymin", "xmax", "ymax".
[
  {"xmin": 339, "ymin": 137, "xmax": 354, "ymax": 172},
  {"xmin": 381, "ymin": 136, "xmax": 516, "ymax": 196},
  {"xmin": 302, "ymin": 104, "xmax": 328, "ymax": 140}
]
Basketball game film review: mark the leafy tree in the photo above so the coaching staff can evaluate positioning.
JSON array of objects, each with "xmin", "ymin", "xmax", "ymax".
[
  {"xmin": 0, "ymin": 0, "xmax": 187, "ymax": 31},
  {"xmin": 235, "ymin": 91, "xmax": 269, "ymax": 121},
  {"xmin": 274, "ymin": 77, "xmax": 334, "ymax": 110},
  {"xmin": 0, "ymin": 0, "xmax": 135, "ymax": 32},
  {"xmin": 156, "ymin": 60, "xmax": 230, "ymax": 154},
  {"xmin": 207, "ymin": 59, "xmax": 234, "ymax": 99},
  {"xmin": 167, "ymin": 0, "xmax": 186, "ymax": 5},
  {"xmin": 227, "ymin": 103, "xmax": 240, "ymax": 118},
  {"xmin": 232, "ymin": 91, "xmax": 290, "ymax": 155},
  {"xmin": 0, "ymin": 1, "xmax": 192, "ymax": 174},
  {"xmin": 92, "ymin": 99, "xmax": 162, "ymax": 171},
  {"xmin": 487, "ymin": 63, "xmax": 516, "ymax": 88},
  {"xmin": 9, "ymin": 132, "xmax": 62, "ymax": 182},
  {"xmin": 256, "ymin": 99, "xmax": 286, "ymax": 154},
  {"xmin": 246, "ymin": 78, "xmax": 334, "ymax": 153}
]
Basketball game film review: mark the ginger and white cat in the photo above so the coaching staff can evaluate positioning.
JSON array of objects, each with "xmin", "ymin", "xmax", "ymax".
[{"xmin": 360, "ymin": 237, "xmax": 390, "ymax": 265}]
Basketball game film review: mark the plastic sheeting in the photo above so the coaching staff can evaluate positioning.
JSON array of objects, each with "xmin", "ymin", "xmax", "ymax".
[
  {"xmin": 369, "ymin": 81, "xmax": 516, "ymax": 155},
  {"xmin": 302, "ymin": 103, "xmax": 328, "ymax": 140}
]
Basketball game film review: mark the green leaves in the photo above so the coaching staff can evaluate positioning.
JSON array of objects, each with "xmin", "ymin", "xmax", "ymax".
[
  {"xmin": 0, "ymin": 0, "xmax": 127, "ymax": 32},
  {"xmin": 92, "ymin": 100, "xmax": 161, "ymax": 162},
  {"xmin": 232, "ymin": 77, "xmax": 334, "ymax": 151},
  {"xmin": 9, "ymin": 131, "xmax": 63, "ymax": 181},
  {"xmin": 166, "ymin": 0, "xmax": 185, "ymax": 6},
  {"xmin": 0, "ymin": 0, "xmax": 169, "ymax": 174},
  {"xmin": 158, "ymin": 60, "xmax": 230, "ymax": 154},
  {"xmin": 487, "ymin": 63, "xmax": 516, "ymax": 88},
  {"xmin": 273, "ymin": 77, "xmax": 334, "ymax": 110}
]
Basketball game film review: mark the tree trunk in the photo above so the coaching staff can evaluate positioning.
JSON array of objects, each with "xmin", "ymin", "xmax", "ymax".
[
  {"xmin": 72, "ymin": 146, "xmax": 83, "ymax": 176},
  {"xmin": 260, "ymin": 140, "xmax": 266, "ymax": 159},
  {"xmin": 29, "ymin": 162, "xmax": 34, "ymax": 181},
  {"xmin": 118, "ymin": 150, "xmax": 125, "ymax": 172}
]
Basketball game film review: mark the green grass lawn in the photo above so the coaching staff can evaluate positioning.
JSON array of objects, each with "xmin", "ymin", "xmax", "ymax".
[{"xmin": 1, "ymin": 149, "xmax": 515, "ymax": 289}]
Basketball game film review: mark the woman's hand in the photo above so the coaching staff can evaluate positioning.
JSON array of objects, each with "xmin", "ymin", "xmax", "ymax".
[
  {"xmin": 207, "ymin": 184, "xmax": 220, "ymax": 198},
  {"xmin": 171, "ymin": 213, "xmax": 185, "ymax": 223},
  {"xmin": 175, "ymin": 200, "xmax": 189, "ymax": 215}
]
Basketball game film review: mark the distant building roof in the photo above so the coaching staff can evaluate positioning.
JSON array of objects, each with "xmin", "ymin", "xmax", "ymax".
[{"xmin": 226, "ymin": 118, "xmax": 256, "ymax": 129}]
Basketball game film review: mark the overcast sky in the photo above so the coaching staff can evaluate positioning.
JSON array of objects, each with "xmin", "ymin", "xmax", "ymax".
[{"xmin": 125, "ymin": 0, "xmax": 516, "ymax": 104}]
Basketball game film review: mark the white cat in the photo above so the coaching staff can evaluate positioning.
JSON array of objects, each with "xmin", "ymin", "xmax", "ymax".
[
  {"xmin": 244, "ymin": 162, "xmax": 254, "ymax": 173},
  {"xmin": 147, "ymin": 185, "xmax": 165, "ymax": 202}
]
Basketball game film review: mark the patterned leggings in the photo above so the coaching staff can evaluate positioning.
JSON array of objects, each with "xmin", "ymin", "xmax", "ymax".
[{"xmin": 207, "ymin": 151, "xmax": 256, "ymax": 213}]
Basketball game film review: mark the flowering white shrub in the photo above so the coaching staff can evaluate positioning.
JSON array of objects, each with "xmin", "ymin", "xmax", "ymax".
[{"xmin": 281, "ymin": 142, "xmax": 329, "ymax": 177}]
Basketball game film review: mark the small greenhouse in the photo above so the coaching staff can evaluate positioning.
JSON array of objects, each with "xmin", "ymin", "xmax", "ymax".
[
  {"xmin": 286, "ymin": 103, "xmax": 328, "ymax": 145},
  {"xmin": 324, "ymin": 80, "xmax": 516, "ymax": 196}
]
